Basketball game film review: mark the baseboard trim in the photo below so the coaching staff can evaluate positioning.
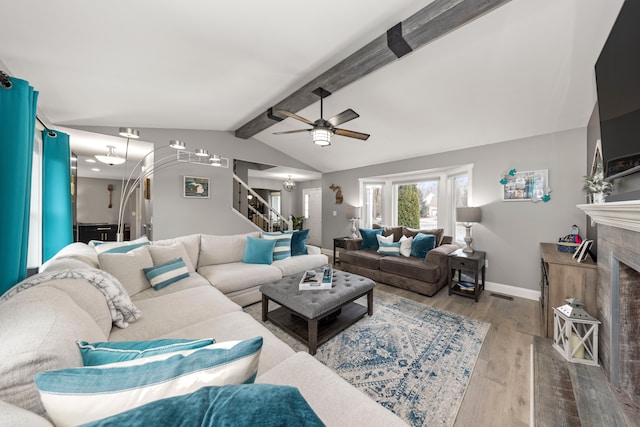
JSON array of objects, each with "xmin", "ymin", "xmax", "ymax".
[{"xmin": 485, "ymin": 281, "xmax": 540, "ymax": 301}]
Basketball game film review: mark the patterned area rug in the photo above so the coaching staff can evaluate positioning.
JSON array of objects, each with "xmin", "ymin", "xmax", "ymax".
[{"xmin": 245, "ymin": 290, "xmax": 490, "ymax": 427}]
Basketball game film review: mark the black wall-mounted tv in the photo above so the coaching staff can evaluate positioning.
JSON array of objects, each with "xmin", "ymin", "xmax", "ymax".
[{"xmin": 595, "ymin": 0, "xmax": 640, "ymax": 180}]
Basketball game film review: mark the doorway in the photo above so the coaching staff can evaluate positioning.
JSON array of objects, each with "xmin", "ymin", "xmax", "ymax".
[{"xmin": 303, "ymin": 187, "xmax": 322, "ymax": 246}]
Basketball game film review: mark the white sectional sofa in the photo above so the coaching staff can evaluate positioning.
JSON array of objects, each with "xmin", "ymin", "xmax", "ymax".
[{"xmin": 0, "ymin": 232, "xmax": 407, "ymax": 426}]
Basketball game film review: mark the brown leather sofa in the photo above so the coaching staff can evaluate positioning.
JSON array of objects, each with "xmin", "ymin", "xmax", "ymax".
[{"xmin": 339, "ymin": 226, "xmax": 459, "ymax": 296}]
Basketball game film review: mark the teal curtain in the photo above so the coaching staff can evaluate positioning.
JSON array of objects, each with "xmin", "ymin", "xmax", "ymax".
[
  {"xmin": 42, "ymin": 130, "xmax": 72, "ymax": 262},
  {"xmin": 0, "ymin": 77, "xmax": 38, "ymax": 296}
]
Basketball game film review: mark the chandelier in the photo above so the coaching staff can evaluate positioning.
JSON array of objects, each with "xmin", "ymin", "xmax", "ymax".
[{"xmin": 282, "ymin": 176, "xmax": 296, "ymax": 192}]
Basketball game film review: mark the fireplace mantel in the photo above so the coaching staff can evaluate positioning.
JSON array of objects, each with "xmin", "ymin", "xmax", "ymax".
[{"xmin": 577, "ymin": 201, "xmax": 640, "ymax": 233}]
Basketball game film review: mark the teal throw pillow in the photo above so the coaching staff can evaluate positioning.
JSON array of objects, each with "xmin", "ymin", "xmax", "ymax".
[
  {"xmin": 291, "ymin": 229, "xmax": 309, "ymax": 256},
  {"xmin": 359, "ymin": 228, "xmax": 383, "ymax": 250},
  {"xmin": 242, "ymin": 236, "xmax": 276, "ymax": 264},
  {"xmin": 143, "ymin": 257, "xmax": 189, "ymax": 290},
  {"xmin": 410, "ymin": 233, "xmax": 436, "ymax": 259},
  {"xmin": 261, "ymin": 231, "xmax": 292, "ymax": 261},
  {"xmin": 80, "ymin": 384, "xmax": 324, "ymax": 427},
  {"xmin": 35, "ymin": 337, "xmax": 264, "ymax": 426},
  {"xmin": 77, "ymin": 338, "xmax": 215, "ymax": 366},
  {"xmin": 377, "ymin": 241, "xmax": 401, "ymax": 256}
]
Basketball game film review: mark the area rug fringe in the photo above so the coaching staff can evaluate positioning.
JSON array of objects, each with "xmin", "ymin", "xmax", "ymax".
[{"xmin": 245, "ymin": 290, "xmax": 490, "ymax": 427}]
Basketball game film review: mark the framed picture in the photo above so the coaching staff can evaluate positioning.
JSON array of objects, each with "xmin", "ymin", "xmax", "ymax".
[
  {"xmin": 183, "ymin": 176, "xmax": 210, "ymax": 198},
  {"xmin": 575, "ymin": 240, "xmax": 594, "ymax": 263},
  {"xmin": 502, "ymin": 169, "xmax": 548, "ymax": 201}
]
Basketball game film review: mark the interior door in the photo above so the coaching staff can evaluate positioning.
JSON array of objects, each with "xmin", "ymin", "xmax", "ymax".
[{"xmin": 303, "ymin": 187, "xmax": 322, "ymax": 246}]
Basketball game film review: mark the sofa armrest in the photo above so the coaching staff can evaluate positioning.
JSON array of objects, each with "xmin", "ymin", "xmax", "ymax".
[
  {"xmin": 305, "ymin": 245, "xmax": 321, "ymax": 255},
  {"xmin": 425, "ymin": 243, "xmax": 459, "ymax": 266},
  {"xmin": 440, "ymin": 235, "xmax": 453, "ymax": 245},
  {"xmin": 345, "ymin": 238, "xmax": 362, "ymax": 251}
]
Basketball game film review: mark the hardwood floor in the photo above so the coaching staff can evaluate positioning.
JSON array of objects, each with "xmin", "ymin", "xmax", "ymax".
[{"xmin": 375, "ymin": 282, "xmax": 540, "ymax": 427}]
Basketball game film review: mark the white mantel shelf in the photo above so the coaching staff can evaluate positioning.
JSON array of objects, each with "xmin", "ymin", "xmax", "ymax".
[{"xmin": 577, "ymin": 201, "xmax": 640, "ymax": 233}]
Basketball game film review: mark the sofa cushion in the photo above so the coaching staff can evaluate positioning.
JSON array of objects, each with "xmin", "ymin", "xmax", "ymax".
[
  {"xmin": 262, "ymin": 231, "xmax": 292, "ymax": 261},
  {"xmin": 410, "ymin": 233, "xmax": 436, "ymax": 259},
  {"xmin": 199, "ymin": 232, "xmax": 260, "ymax": 267},
  {"xmin": 143, "ymin": 258, "xmax": 190, "ymax": 290},
  {"xmin": 147, "ymin": 242, "xmax": 195, "ymax": 272},
  {"xmin": 108, "ymin": 286, "xmax": 242, "ymax": 341},
  {"xmin": 98, "ymin": 246, "xmax": 154, "ymax": 296},
  {"xmin": 79, "ymin": 384, "xmax": 324, "ymax": 427},
  {"xmin": 242, "ymin": 236, "xmax": 277, "ymax": 264},
  {"xmin": 0, "ymin": 287, "xmax": 107, "ymax": 417},
  {"xmin": 159, "ymin": 311, "xmax": 295, "ymax": 376},
  {"xmin": 256, "ymin": 352, "xmax": 407, "ymax": 427},
  {"xmin": 35, "ymin": 338, "xmax": 263, "ymax": 427},
  {"xmin": 91, "ymin": 236, "xmax": 150, "ymax": 254},
  {"xmin": 359, "ymin": 228, "xmax": 383, "ymax": 250},
  {"xmin": 197, "ymin": 262, "xmax": 282, "ymax": 295},
  {"xmin": 339, "ymin": 249, "xmax": 382, "ymax": 270},
  {"xmin": 272, "ymin": 253, "xmax": 329, "ymax": 277},
  {"xmin": 77, "ymin": 338, "xmax": 215, "ymax": 366},
  {"xmin": 0, "ymin": 400, "xmax": 54, "ymax": 427},
  {"xmin": 404, "ymin": 227, "xmax": 444, "ymax": 246},
  {"xmin": 130, "ymin": 273, "xmax": 210, "ymax": 301},
  {"xmin": 291, "ymin": 229, "xmax": 309, "ymax": 256},
  {"xmin": 379, "ymin": 256, "xmax": 440, "ymax": 283},
  {"xmin": 39, "ymin": 242, "xmax": 99, "ymax": 272},
  {"xmin": 153, "ymin": 234, "xmax": 201, "ymax": 270},
  {"xmin": 373, "ymin": 224, "xmax": 404, "ymax": 242}
]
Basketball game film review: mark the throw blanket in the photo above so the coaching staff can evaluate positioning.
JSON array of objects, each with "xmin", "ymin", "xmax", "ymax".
[{"xmin": 0, "ymin": 269, "xmax": 142, "ymax": 328}]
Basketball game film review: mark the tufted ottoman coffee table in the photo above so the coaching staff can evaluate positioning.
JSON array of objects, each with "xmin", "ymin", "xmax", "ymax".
[{"xmin": 260, "ymin": 269, "xmax": 375, "ymax": 355}]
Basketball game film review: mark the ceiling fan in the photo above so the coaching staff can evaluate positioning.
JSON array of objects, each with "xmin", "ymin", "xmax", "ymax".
[{"xmin": 273, "ymin": 88, "xmax": 370, "ymax": 146}]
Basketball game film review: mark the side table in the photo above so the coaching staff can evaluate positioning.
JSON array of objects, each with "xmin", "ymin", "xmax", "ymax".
[
  {"xmin": 333, "ymin": 237, "xmax": 350, "ymax": 265},
  {"xmin": 448, "ymin": 248, "xmax": 486, "ymax": 302}
]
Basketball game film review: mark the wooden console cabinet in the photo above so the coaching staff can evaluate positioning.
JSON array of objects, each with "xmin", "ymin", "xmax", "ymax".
[{"xmin": 539, "ymin": 242, "xmax": 597, "ymax": 338}]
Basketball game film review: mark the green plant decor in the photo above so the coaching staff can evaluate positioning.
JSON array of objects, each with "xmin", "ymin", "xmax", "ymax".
[
  {"xmin": 584, "ymin": 163, "xmax": 613, "ymax": 197},
  {"xmin": 397, "ymin": 184, "xmax": 420, "ymax": 229},
  {"xmin": 292, "ymin": 216, "xmax": 305, "ymax": 231}
]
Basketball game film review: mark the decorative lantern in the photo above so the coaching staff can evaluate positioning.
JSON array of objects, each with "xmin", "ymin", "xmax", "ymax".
[{"xmin": 553, "ymin": 298, "xmax": 600, "ymax": 365}]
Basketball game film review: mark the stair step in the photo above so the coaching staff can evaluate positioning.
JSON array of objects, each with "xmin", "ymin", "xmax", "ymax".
[{"xmin": 533, "ymin": 336, "xmax": 630, "ymax": 426}]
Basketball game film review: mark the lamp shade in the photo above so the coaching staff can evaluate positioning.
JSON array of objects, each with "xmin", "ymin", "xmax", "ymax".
[{"xmin": 456, "ymin": 207, "xmax": 481, "ymax": 223}]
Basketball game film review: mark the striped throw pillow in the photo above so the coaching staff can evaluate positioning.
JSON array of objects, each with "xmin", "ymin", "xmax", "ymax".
[
  {"xmin": 35, "ymin": 337, "xmax": 263, "ymax": 427},
  {"xmin": 377, "ymin": 241, "xmax": 401, "ymax": 256},
  {"xmin": 143, "ymin": 257, "xmax": 189, "ymax": 290},
  {"xmin": 262, "ymin": 232, "xmax": 292, "ymax": 261}
]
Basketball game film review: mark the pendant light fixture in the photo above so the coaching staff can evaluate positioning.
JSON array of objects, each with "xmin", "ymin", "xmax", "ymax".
[
  {"xmin": 282, "ymin": 175, "xmax": 296, "ymax": 192},
  {"xmin": 95, "ymin": 145, "xmax": 126, "ymax": 165}
]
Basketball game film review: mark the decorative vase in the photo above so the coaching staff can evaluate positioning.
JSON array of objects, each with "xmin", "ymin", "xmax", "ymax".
[{"xmin": 592, "ymin": 192, "xmax": 605, "ymax": 204}]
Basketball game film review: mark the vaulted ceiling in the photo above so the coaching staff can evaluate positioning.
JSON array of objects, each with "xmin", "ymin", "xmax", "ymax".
[{"xmin": 0, "ymin": 0, "xmax": 624, "ymax": 179}]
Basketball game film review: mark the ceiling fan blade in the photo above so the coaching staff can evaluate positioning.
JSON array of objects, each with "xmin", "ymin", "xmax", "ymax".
[
  {"xmin": 334, "ymin": 128, "xmax": 370, "ymax": 141},
  {"xmin": 273, "ymin": 129, "xmax": 311, "ymax": 135},
  {"xmin": 274, "ymin": 109, "xmax": 315, "ymax": 126},
  {"xmin": 327, "ymin": 109, "xmax": 359, "ymax": 127}
]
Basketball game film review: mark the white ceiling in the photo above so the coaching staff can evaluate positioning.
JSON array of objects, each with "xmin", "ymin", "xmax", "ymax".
[{"xmin": 0, "ymin": 0, "xmax": 624, "ymax": 180}]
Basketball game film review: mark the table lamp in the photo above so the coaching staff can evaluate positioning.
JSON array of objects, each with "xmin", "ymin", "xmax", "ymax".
[{"xmin": 456, "ymin": 207, "xmax": 481, "ymax": 253}]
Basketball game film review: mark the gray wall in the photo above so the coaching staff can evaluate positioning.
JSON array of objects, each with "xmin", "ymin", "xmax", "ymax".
[
  {"xmin": 76, "ymin": 177, "xmax": 127, "ymax": 224},
  {"xmin": 73, "ymin": 126, "xmax": 318, "ymax": 240},
  {"xmin": 322, "ymin": 127, "xmax": 588, "ymax": 292}
]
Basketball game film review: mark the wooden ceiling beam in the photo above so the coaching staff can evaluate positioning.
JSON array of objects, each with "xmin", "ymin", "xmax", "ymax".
[{"xmin": 234, "ymin": 0, "xmax": 510, "ymax": 139}]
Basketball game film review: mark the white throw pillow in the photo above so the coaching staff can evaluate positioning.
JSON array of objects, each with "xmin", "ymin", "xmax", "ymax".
[
  {"xmin": 91, "ymin": 236, "xmax": 150, "ymax": 255},
  {"xmin": 376, "ymin": 234, "xmax": 393, "ymax": 245},
  {"xmin": 98, "ymin": 246, "xmax": 153, "ymax": 296},
  {"xmin": 35, "ymin": 337, "xmax": 263, "ymax": 427},
  {"xmin": 148, "ymin": 242, "xmax": 195, "ymax": 272},
  {"xmin": 399, "ymin": 235, "xmax": 413, "ymax": 257}
]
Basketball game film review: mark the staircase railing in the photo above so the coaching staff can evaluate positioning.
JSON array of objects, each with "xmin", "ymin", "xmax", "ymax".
[{"xmin": 233, "ymin": 174, "xmax": 293, "ymax": 232}]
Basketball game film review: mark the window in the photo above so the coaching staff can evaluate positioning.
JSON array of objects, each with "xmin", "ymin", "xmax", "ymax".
[
  {"xmin": 303, "ymin": 193, "xmax": 310, "ymax": 219},
  {"xmin": 27, "ymin": 129, "xmax": 43, "ymax": 269},
  {"xmin": 452, "ymin": 174, "xmax": 469, "ymax": 244},
  {"xmin": 363, "ymin": 183, "xmax": 383, "ymax": 228},
  {"xmin": 270, "ymin": 192, "xmax": 281, "ymax": 221},
  {"xmin": 396, "ymin": 180, "xmax": 438, "ymax": 229}
]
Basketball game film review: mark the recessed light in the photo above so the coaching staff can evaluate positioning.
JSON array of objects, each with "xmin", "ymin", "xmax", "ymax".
[
  {"xmin": 86, "ymin": 158, "xmax": 96, "ymax": 163},
  {"xmin": 91, "ymin": 168, "xmax": 100, "ymax": 172}
]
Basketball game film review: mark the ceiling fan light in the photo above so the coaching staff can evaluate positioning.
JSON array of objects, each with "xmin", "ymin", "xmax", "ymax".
[
  {"xmin": 311, "ymin": 128, "xmax": 331, "ymax": 146},
  {"xmin": 118, "ymin": 127, "xmax": 139, "ymax": 139},
  {"xmin": 95, "ymin": 145, "xmax": 126, "ymax": 165},
  {"xmin": 195, "ymin": 148, "xmax": 209, "ymax": 157},
  {"xmin": 169, "ymin": 140, "xmax": 186, "ymax": 150}
]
